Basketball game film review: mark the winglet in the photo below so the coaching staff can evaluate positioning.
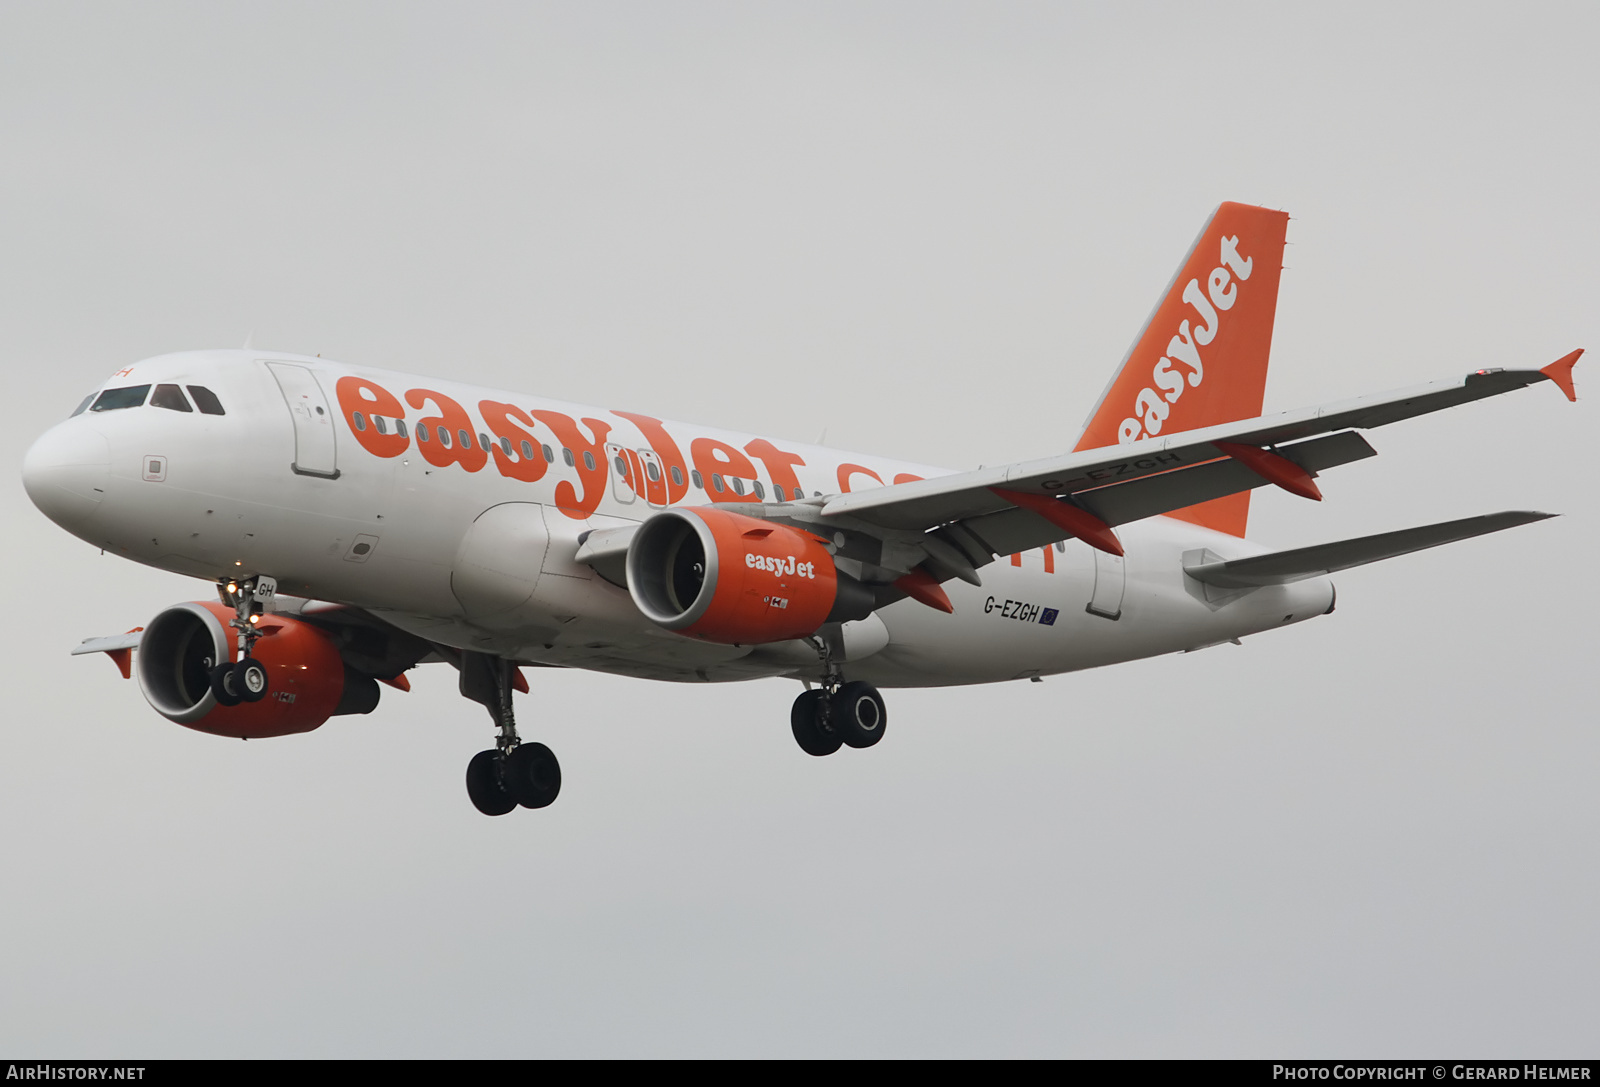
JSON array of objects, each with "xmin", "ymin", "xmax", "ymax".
[
  {"xmin": 894, "ymin": 568, "xmax": 954, "ymax": 614},
  {"xmin": 1540, "ymin": 349, "xmax": 1582, "ymax": 402}
]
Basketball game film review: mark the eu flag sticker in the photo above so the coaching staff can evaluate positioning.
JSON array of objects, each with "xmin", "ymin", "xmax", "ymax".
[{"xmin": 1039, "ymin": 607, "xmax": 1059, "ymax": 626}]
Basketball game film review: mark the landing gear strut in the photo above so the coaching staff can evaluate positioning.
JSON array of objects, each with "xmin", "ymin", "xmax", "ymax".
[
  {"xmin": 462, "ymin": 652, "xmax": 561, "ymax": 816},
  {"xmin": 212, "ymin": 575, "xmax": 275, "ymax": 705},
  {"xmin": 790, "ymin": 634, "xmax": 887, "ymax": 756}
]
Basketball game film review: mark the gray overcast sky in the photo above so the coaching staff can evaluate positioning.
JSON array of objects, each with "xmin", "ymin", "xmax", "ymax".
[{"xmin": 2, "ymin": 2, "xmax": 1596, "ymax": 1057}]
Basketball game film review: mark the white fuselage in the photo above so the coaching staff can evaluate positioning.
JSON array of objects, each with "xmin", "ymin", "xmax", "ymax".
[{"xmin": 23, "ymin": 350, "xmax": 1334, "ymax": 687}]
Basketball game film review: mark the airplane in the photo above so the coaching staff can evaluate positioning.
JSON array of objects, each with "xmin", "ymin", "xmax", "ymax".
[{"xmin": 21, "ymin": 201, "xmax": 1581, "ymax": 816}]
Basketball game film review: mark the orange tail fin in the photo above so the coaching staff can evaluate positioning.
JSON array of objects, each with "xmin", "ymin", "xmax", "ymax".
[{"xmin": 1074, "ymin": 202, "xmax": 1290, "ymax": 536}]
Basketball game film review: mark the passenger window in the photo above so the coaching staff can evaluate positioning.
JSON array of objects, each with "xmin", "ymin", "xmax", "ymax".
[
  {"xmin": 671, "ymin": 466, "xmax": 685, "ymax": 487},
  {"xmin": 396, "ymin": 420, "xmax": 408, "ymax": 439},
  {"xmin": 186, "ymin": 386, "xmax": 226, "ymax": 415},
  {"xmin": 582, "ymin": 451, "xmax": 596, "ymax": 471},
  {"xmin": 542, "ymin": 444, "xmax": 555, "ymax": 463},
  {"xmin": 439, "ymin": 428, "xmax": 452, "ymax": 448},
  {"xmin": 70, "ymin": 393, "xmax": 95, "ymax": 418},
  {"xmin": 713, "ymin": 474, "xmax": 726, "ymax": 493},
  {"xmin": 150, "ymin": 384, "xmax": 193, "ymax": 412},
  {"xmin": 521, "ymin": 440, "xmax": 534, "ymax": 460},
  {"xmin": 457, "ymin": 429, "xmax": 471, "ymax": 449},
  {"xmin": 562, "ymin": 447, "xmax": 574, "ymax": 467},
  {"xmin": 91, "ymin": 385, "xmax": 151, "ymax": 412},
  {"xmin": 753, "ymin": 481, "xmax": 765, "ymax": 500},
  {"xmin": 731, "ymin": 477, "xmax": 744, "ymax": 496},
  {"xmin": 479, "ymin": 432, "xmax": 490, "ymax": 451},
  {"xmin": 613, "ymin": 455, "xmax": 627, "ymax": 474},
  {"xmin": 353, "ymin": 412, "xmax": 368, "ymax": 431},
  {"xmin": 773, "ymin": 485, "xmax": 786, "ymax": 501},
  {"xmin": 691, "ymin": 470, "xmax": 704, "ymax": 489},
  {"xmin": 646, "ymin": 461, "xmax": 661, "ymax": 482},
  {"xmin": 500, "ymin": 437, "xmax": 512, "ymax": 456},
  {"xmin": 374, "ymin": 416, "xmax": 388, "ymax": 434},
  {"xmin": 418, "ymin": 424, "xmax": 431, "ymax": 442}
]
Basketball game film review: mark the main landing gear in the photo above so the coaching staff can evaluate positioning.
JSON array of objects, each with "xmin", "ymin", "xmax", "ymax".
[
  {"xmin": 210, "ymin": 575, "xmax": 275, "ymax": 707},
  {"xmin": 790, "ymin": 635, "xmax": 887, "ymax": 756},
  {"xmin": 461, "ymin": 652, "xmax": 561, "ymax": 817}
]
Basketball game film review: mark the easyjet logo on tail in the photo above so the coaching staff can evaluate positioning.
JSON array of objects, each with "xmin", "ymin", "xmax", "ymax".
[
  {"xmin": 1118, "ymin": 235, "xmax": 1254, "ymax": 444},
  {"xmin": 1070, "ymin": 201, "xmax": 1287, "ymax": 537}
]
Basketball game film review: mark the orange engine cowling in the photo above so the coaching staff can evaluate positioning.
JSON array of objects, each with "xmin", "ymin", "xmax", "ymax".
[
  {"xmin": 135, "ymin": 601, "xmax": 376, "ymax": 739},
  {"xmin": 626, "ymin": 507, "xmax": 856, "ymax": 644}
]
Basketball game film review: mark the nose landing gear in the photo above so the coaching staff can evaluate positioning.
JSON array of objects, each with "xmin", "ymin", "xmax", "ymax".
[{"xmin": 211, "ymin": 575, "xmax": 276, "ymax": 705}]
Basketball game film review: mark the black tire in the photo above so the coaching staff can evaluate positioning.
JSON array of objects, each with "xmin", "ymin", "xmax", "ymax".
[
  {"xmin": 833, "ymin": 681, "xmax": 887, "ymax": 749},
  {"xmin": 210, "ymin": 662, "xmax": 242, "ymax": 707},
  {"xmin": 791, "ymin": 689, "xmax": 842, "ymax": 756},
  {"xmin": 465, "ymin": 750, "xmax": 517, "ymax": 816},
  {"xmin": 234, "ymin": 657, "xmax": 269, "ymax": 703},
  {"xmin": 503, "ymin": 742, "xmax": 562, "ymax": 809}
]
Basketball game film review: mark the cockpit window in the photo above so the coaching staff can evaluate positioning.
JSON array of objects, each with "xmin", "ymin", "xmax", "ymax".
[
  {"xmin": 70, "ymin": 393, "xmax": 95, "ymax": 418},
  {"xmin": 150, "ymin": 384, "xmax": 193, "ymax": 412},
  {"xmin": 186, "ymin": 386, "xmax": 226, "ymax": 416},
  {"xmin": 90, "ymin": 385, "xmax": 151, "ymax": 412}
]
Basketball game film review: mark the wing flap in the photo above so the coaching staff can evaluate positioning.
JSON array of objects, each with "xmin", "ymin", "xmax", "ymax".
[
  {"xmin": 959, "ymin": 431, "xmax": 1375, "ymax": 558},
  {"xmin": 1182, "ymin": 510, "xmax": 1555, "ymax": 588}
]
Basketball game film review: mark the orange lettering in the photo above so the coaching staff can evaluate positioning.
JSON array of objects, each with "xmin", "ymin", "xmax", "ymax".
[
  {"xmin": 837, "ymin": 463, "xmax": 883, "ymax": 493},
  {"xmin": 480, "ymin": 400, "xmax": 549, "ymax": 483},
  {"xmin": 531, "ymin": 410, "xmax": 612, "ymax": 519},
  {"xmin": 405, "ymin": 389, "xmax": 488, "ymax": 472},
  {"xmin": 745, "ymin": 439, "xmax": 808, "ymax": 500},
  {"xmin": 337, "ymin": 377, "xmax": 409, "ymax": 458},
  {"xmin": 691, "ymin": 438, "xmax": 760, "ymax": 503},
  {"xmin": 614, "ymin": 412, "xmax": 689, "ymax": 505}
]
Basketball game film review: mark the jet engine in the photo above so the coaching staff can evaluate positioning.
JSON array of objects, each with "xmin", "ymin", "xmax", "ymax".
[
  {"xmin": 625, "ymin": 507, "xmax": 872, "ymax": 645},
  {"xmin": 135, "ymin": 601, "xmax": 379, "ymax": 739}
]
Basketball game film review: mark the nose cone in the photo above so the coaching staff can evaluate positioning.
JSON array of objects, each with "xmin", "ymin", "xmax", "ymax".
[{"xmin": 23, "ymin": 422, "xmax": 111, "ymax": 532}]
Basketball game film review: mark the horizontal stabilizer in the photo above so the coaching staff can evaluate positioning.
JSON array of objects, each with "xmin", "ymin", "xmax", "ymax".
[{"xmin": 1184, "ymin": 511, "xmax": 1555, "ymax": 588}]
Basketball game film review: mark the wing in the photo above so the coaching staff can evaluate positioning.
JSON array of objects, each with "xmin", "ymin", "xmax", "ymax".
[{"xmin": 788, "ymin": 353, "xmax": 1579, "ymax": 585}]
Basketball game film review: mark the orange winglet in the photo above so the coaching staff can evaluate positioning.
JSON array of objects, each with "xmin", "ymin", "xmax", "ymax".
[
  {"xmin": 991, "ymin": 488, "xmax": 1125, "ymax": 557},
  {"xmin": 1212, "ymin": 441, "xmax": 1323, "ymax": 501},
  {"xmin": 103, "ymin": 626, "xmax": 143, "ymax": 679},
  {"xmin": 894, "ymin": 568, "xmax": 954, "ymax": 614},
  {"xmin": 1541, "ymin": 348, "xmax": 1582, "ymax": 402},
  {"xmin": 378, "ymin": 672, "xmax": 412, "ymax": 692}
]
